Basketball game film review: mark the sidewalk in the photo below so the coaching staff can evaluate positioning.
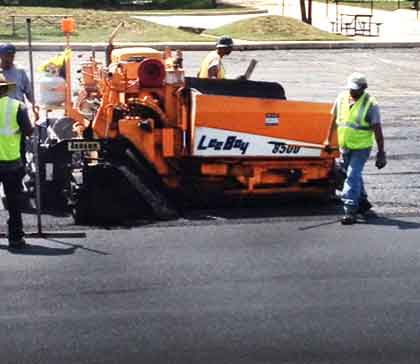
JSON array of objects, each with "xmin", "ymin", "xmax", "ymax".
[
  {"xmin": 222, "ymin": 0, "xmax": 420, "ymax": 42},
  {"xmin": 136, "ymin": 0, "xmax": 420, "ymax": 43}
]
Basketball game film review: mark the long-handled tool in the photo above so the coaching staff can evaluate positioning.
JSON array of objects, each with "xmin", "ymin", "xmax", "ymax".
[
  {"xmin": 105, "ymin": 22, "xmax": 125, "ymax": 66},
  {"xmin": 242, "ymin": 59, "xmax": 258, "ymax": 80},
  {"xmin": 24, "ymin": 17, "xmax": 85, "ymax": 239}
]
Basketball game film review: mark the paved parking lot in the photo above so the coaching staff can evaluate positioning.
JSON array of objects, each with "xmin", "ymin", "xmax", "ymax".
[
  {"xmin": 1, "ymin": 48, "xmax": 420, "ymax": 364},
  {"xmin": 1, "ymin": 48, "xmax": 419, "ymax": 231}
]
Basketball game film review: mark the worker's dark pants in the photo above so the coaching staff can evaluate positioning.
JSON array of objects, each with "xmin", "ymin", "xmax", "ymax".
[{"xmin": 0, "ymin": 167, "xmax": 25, "ymax": 241}]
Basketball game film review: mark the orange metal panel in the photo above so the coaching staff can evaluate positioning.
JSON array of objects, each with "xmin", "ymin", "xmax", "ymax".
[
  {"xmin": 192, "ymin": 94, "xmax": 336, "ymax": 147},
  {"xmin": 224, "ymin": 186, "xmax": 331, "ymax": 196},
  {"xmin": 162, "ymin": 128, "xmax": 175, "ymax": 157},
  {"xmin": 118, "ymin": 119, "xmax": 168, "ymax": 175}
]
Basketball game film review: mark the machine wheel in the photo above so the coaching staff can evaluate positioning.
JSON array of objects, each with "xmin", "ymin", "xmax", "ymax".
[{"xmin": 72, "ymin": 164, "xmax": 153, "ymax": 226}]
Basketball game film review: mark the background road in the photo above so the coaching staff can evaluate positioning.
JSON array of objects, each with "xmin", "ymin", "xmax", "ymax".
[{"xmin": 1, "ymin": 49, "xmax": 420, "ymax": 363}]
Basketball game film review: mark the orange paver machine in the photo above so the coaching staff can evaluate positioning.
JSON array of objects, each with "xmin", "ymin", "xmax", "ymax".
[{"xmin": 37, "ymin": 44, "xmax": 339, "ymax": 224}]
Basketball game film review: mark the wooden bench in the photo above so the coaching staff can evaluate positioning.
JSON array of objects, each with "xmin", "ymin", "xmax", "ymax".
[
  {"xmin": 330, "ymin": 20, "xmax": 340, "ymax": 33},
  {"xmin": 339, "ymin": 13, "xmax": 381, "ymax": 37},
  {"xmin": 340, "ymin": 14, "xmax": 356, "ymax": 35}
]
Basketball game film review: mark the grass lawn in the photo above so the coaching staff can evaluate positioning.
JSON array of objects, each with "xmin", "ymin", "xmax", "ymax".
[
  {"xmin": 314, "ymin": 0, "xmax": 415, "ymax": 11},
  {"xmin": 131, "ymin": 7, "xmax": 258, "ymax": 15},
  {"xmin": 205, "ymin": 15, "xmax": 349, "ymax": 41},
  {"xmin": 136, "ymin": 0, "xmax": 241, "ymax": 9},
  {"xmin": 0, "ymin": 6, "xmax": 216, "ymax": 42},
  {"xmin": 0, "ymin": 7, "xmax": 349, "ymax": 43}
]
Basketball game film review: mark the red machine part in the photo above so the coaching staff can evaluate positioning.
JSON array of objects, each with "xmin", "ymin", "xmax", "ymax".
[{"xmin": 137, "ymin": 59, "xmax": 166, "ymax": 88}]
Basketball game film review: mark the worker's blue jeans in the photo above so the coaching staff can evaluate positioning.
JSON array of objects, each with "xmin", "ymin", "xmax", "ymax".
[{"xmin": 340, "ymin": 148, "xmax": 371, "ymax": 214}]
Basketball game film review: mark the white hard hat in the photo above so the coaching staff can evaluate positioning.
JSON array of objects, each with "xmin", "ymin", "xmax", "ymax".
[{"xmin": 346, "ymin": 72, "xmax": 368, "ymax": 90}]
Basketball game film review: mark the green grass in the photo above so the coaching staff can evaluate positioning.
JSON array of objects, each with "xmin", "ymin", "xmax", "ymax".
[
  {"xmin": 205, "ymin": 15, "xmax": 349, "ymax": 41},
  {"xmin": 0, "ymin": 6, "xmax": 215, "ymax": 42},
  {"xmin": 132, "ymin": 7, "xmax": 258, "ymax": 15},
  {"xmin": 15, "ymin": 0, "xmax": 223, "ymax": 9},
  {"xmin": 124, "ymin": 0, "xmax": 227, "ymax": 9},
  {"xmin": 315, "ymin": 0, "xmax": 415, "ymax": 11},
  {"xmin": 0, "ymin": 6, "xmax": 349, "ymax": 43}
]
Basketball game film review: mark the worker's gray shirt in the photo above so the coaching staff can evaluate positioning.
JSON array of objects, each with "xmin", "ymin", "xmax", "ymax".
[{"xmin": 0, "ymin": 65, "xmax": 34, "ymax": 104}]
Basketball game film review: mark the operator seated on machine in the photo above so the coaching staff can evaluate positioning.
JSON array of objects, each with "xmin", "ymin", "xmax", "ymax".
[{"xmin": 197, "ymin": 36, "xmax": 234, "ymax": 79}]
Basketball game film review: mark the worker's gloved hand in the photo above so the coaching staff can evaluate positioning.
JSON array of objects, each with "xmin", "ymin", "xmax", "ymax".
[
  {"xmin": 32, "ymin": 104, "xmax": 40, "ymax": 122},
  {"xmin": 375, "ymin": 151, "xmax": 387, "ymax": 169},
  {"xmin": 323, "ymin": 143, "xmax": 332, "ymax": 153}
]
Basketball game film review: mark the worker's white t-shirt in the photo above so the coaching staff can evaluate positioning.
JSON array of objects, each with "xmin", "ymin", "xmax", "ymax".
[{"xmin": 198, "ymin": 50, "xmax": 225, "ymax": 79}]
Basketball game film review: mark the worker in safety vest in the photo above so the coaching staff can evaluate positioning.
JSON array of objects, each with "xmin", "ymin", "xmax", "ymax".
[
  {"xmin": 330, "ymin": 72, "xmax": 386, "ymax": 225},
  {"xmin": 0, "ymin": 75, "xmax": 33, "ymax": 249},
  {"xmin": 0, "ymin": 43, "xmax": 39, "ymax": 165},
  {"xmin": 197, "ymin": 36, "xmax": 234, "ymax": 79}
]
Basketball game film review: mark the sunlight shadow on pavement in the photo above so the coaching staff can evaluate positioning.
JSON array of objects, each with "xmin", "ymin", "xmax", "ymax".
[
  {"xmin": 0, "ymin": 238, "xmax": 110, "ymax": 256},
  {"xmin": 0, "ymin": 243, "xmax": 78, "ymax": 256},
  {"xmin": 298, "ymin": 218, "xmax": 342, "ymax": 231},
  {"xmin": 47, "ymin": 238, "xmax": 110, "ymax": 255},
  {"xmin": 360, "ymin": 216, "xmax": 420, "ymax": 230}
]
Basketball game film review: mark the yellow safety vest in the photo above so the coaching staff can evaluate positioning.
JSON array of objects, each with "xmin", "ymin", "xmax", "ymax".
[
  {"xmin": 336, "ymin": 91, "xmax": 374, "ymax": 150},
  {"xmin": 197, "ymin": 50, "xmax": 225, "ymax": 79},
  {"xmin": 0, "ymin": 96, "xmax": 21, "ymax": 162}
]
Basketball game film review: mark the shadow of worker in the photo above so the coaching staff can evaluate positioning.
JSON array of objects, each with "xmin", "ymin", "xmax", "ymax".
[
  {"xmin": 0, "ymin": 242, "xmax": 78, "ymax": 256},
  {"xmin": 360, "ymin": 215, "xmax": 420, "ymax": 230}
]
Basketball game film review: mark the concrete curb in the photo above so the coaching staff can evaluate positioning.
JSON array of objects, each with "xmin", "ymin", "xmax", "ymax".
[
  {"xmin": 135, "ymin": 9, "xmax": 267, "ymax": 16},
  {"xmin": 11, "ymin": 41, "xmax": 420, "ymax": 52}
]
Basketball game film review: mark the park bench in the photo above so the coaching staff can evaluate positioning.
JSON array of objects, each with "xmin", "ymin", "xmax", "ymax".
[{"xmin": 338, "ymin": 13, "xmax": 382, "ymax": 36}]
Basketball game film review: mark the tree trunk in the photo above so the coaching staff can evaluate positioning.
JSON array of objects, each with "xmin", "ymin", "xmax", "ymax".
[
  {"xmin": 307, "ymin": 0, "xmax": 313, "ymax": 24},
  {"xmin": 299, "ymin": 0, "xmax": 308, "ymax": 23},
  {"xmin": 211, "ymin": 0, "xmax": 217, "ymax": 8}
]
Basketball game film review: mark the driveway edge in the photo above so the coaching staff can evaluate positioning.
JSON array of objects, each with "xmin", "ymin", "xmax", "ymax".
[{"xmin": 11, "ymin": 41, "xmax": 420, "ymax": 52}]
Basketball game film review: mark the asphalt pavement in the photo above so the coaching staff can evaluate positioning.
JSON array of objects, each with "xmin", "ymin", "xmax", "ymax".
[
  {"xmin": 1, "ymin": 42, "xmax": 420, "ymax": 364},
  {"xmin": 2, "ymin": 47, "xmax": 419, "ymax": 223},
  {"xmin": 2, "ymin": 218, "xmax": 420, "ymax": 363}
]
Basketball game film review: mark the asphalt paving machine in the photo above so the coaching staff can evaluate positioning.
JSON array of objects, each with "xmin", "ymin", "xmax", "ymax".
[{"xmin": 33, "ymin": 33, "xmax": 339, "ymax": 225}]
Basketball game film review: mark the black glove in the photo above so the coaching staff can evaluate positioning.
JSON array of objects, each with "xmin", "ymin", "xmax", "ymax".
[
  {"xmin": 323, "ymin": 143, "xmax": 334, "ymax": 153},
  {"xmin": 375, "ymin": 151, "xmax": 387, "ymax": 169}
]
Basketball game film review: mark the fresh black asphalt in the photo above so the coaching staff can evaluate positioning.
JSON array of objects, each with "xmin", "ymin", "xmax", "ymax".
[{"xmin": 1, "ymin": 49, "xmax": 420, "ymax": 363}]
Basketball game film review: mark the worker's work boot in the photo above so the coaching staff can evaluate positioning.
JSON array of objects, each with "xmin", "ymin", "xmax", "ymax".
[
  {"xmin": 341, "ymin": 206, "xmax": 357, "ymax": 225},
  {"xmin": 357, "ymin": 199, "xmax": 373, "ymax": 215},
  {"xmin": 8, "ymin": 237, "xmax": 28, "ymax": 250},
  {"xmin": 341, "ymin": 213, "xmax": 356, "ymax": 225}
]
